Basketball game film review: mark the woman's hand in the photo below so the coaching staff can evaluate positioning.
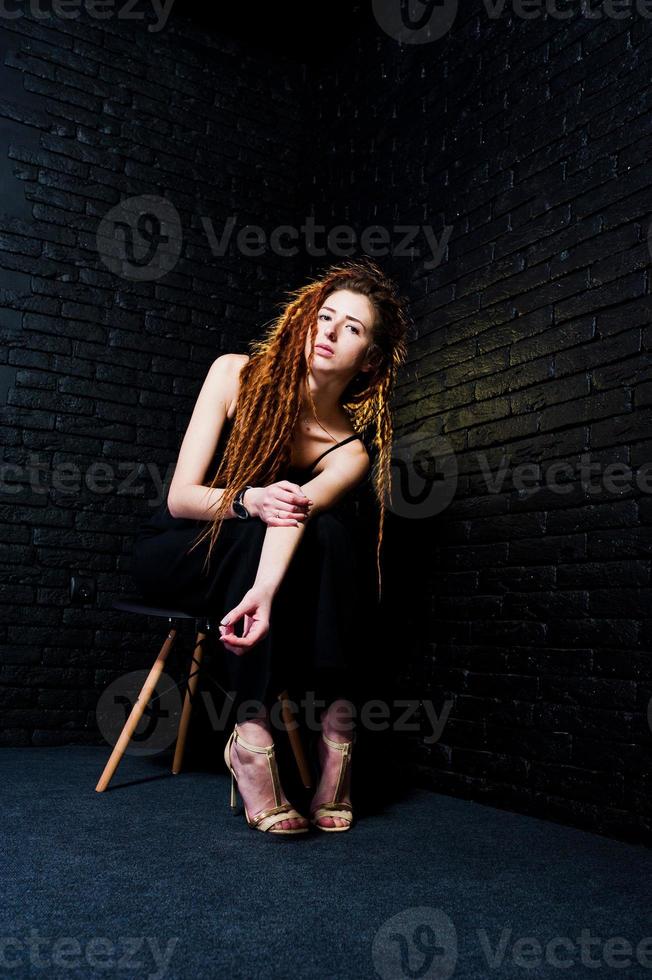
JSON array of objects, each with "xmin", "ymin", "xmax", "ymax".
[
  {"xmin": 246, "ymin": 481, "xmax": 313, "ymax": 527},
  {"xmin": 218, "ymin": 586, "xmax": 273, "ymax": 654}
]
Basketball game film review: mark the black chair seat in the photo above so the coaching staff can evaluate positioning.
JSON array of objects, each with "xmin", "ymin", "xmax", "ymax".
[{"xmin": 112, "ymin": 596, "xmax": 196, "ymax": 619}]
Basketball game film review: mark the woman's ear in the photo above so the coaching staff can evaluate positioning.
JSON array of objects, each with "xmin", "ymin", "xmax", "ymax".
[{"xmin": 361, "ymin": 345, "xmax": 383, "ymax": 374}]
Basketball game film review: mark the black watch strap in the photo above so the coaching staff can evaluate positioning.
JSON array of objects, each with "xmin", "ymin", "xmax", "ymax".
[{"xmin": 234, "ymin": 485, "xmax": 253, "ymax": 519}]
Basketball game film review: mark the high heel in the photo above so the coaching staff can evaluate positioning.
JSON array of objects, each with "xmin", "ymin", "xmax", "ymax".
[
  {"xmin": 223, "ymin": 724, "xmax": 309, "ymax": 835},
  {"xmin": 310, "ymin": 730, "xmax": 356, "ymax": 832}
]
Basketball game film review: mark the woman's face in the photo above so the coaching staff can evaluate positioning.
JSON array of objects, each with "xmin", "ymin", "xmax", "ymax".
[{"xmin": 305, "ymin": 289, "xmax": 376, "ymax": 377}]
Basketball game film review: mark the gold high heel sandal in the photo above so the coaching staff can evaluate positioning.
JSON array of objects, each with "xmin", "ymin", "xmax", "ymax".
[
  {"xmin": 223, "ymin": 724, "xmax": 309, "ymax": 835},
  {"xmin": 310, "ymin": 730, "xmax": 356, "ymax": 832}
]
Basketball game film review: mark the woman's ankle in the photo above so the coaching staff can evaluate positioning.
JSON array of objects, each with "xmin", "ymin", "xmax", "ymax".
[
  {"xmin": 235, "ymin": 711, "xmax": 273, "ymax": 747},
  {"xmin": 319, "ymin": 699, "xmax": 355, "ymax": 742}
]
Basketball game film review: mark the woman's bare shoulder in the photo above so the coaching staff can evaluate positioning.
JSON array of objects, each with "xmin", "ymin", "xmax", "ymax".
[
  {"xmin": 214, "ymin": 353, "xmax": 250, "ymax": 418},
  {"xmin": 213, "ymin": 352, "xmax": 250, "ymax": 372}
]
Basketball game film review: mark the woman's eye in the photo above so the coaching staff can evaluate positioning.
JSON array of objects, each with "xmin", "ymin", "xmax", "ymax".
[{"xmin": 317, "ymin": 313, "xmax": 358, "ymax": 334}]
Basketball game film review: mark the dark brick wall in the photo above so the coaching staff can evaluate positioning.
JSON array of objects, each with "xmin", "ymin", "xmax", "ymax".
[
  {"xmin": 0, "ymin": 9, "xmax": 312, "ymax": 744},
  {"xmin": 308, "ymin": 5, "xmax": 651, "ymax": 843},
  {"xmin": 1, "ymin": 2, "xmax": 651, "ymax": 845}
]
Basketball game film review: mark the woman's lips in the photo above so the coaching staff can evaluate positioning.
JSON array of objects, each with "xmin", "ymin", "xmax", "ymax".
[{"xmin": 315, "ymin": 346, "xmax": 334, "ymax": 358}]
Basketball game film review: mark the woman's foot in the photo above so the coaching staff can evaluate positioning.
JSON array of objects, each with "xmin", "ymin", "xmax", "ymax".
[
  {"xmin": 310, "ymin": 702, "xmax": 355, "ymax": 830},
  {"xmin": 229, "ymin": 719, "xmax": 309, "ymax": 833}
]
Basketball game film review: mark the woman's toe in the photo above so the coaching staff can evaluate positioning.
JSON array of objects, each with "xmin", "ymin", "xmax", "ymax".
[
  {"xmin": 271, "ymin": 816, "xmax": 306, "ymax": 831},
  {"xmin": 317, "ymin": 814, "xmax": 347, "ymax": 828}
]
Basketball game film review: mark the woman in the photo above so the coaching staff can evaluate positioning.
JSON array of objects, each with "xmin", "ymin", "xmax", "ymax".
[{"xmin": 131, "ymin": 258, "xmax": 410, "ymax": 836}]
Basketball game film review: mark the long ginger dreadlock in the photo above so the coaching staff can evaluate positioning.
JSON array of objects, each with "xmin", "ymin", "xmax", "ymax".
[{"xmin": 186, "ymin": 257, "xmax": 411, "ymax": 602}]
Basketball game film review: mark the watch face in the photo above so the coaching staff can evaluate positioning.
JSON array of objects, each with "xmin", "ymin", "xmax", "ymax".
[{"xmin": 233, "ymin": 498, "xmax": 248, "ymax": 519}]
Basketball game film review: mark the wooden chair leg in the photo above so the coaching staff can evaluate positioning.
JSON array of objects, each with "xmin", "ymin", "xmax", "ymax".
[
  {"xmin": 95, "ymin": 627, "xmax": 178, "ymax": 793},
  {"xmin": 172, "ymin": 631, "xmax": 205, "ymax": 775},
  {"xmin": 277, "ymin": 687, "xmax": 312, "ymax": 789}
]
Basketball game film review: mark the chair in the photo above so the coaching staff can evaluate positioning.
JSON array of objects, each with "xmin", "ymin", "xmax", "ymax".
[{"xmin": 95, "ymin": 596, "xmax": 312, "ymax": 792}]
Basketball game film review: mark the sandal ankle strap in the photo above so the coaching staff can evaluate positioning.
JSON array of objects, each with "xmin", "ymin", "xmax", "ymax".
[
  {"xmin": 319, "ymin": 730, "xmax": 355, "ymax": 802},
  {"xmin": 233, "ymin": 724, "xmax": 274, "ymax": 755},
  {"xmin": 231, "ymin": 724, "xmax": 283, "ymax": 809},
  {"xmin": 322, "ymin": 730, "xmax": 356, "ymax": 751}
]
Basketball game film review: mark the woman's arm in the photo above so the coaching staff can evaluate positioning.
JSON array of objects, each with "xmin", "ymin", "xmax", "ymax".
[
  {"xmin": 254, "ymin": 440, "xmax": 371, "ymax": 593},
  {"xmin": 218, "ymin": 439, "xmax": 370, "ymax": 652},
  {"xmin": 167, "ymin": 354, "xmax": 246, "ymax": 520}
]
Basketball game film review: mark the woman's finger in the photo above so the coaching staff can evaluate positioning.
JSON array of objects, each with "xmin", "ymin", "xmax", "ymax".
[
  {"xmin": 219, "ymin": 604, "xmax": 249, "ymax": 642},
  {"xmin": 279, "ymin": 480, "xmax": 311, "ymax": 500},
  {"xmin": 275, "ymin": 488, "xmax": 310, "ymax": 510},
  {"xmin": 266, "ymin": 511, "xmax": 304, "ymax": 526},
  {"xmin": 220, "ymin": 627, "xmax": 248, "ymax": 655},
  {"xmin": 221, "ymin": 639, "xmax": 239, "ymax": 654},
  {"xmin": 226, "ymin": 620, "xmax": 268, "ymax": 649},
  {"xmin": 276, "ymin": 491, "xmax": 307, "ymax": 508},
  {"xmin": 219, "ymin": 604, "xmax": 267, "ymax": 650}
]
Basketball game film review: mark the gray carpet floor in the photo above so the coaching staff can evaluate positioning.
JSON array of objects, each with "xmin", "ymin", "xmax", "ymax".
[{"xmin": 2, "ymin": 746, "xmax": 651, "ymax": 979}]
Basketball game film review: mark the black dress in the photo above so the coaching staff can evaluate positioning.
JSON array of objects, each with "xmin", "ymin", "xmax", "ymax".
[{"xmin": 130, "ymin": 414, "xmax": 375, "ymax": 716}]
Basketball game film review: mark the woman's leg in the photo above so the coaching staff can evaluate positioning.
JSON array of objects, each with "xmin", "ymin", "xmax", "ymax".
[
  {"xmin": 284, "ymin": 509, "xmax": 362, "ymax": 827},
  {"xmin": 134, "ymin": 524, "xmax": 309, "ymax": 831},
  {"xmin": 310, "ymin": 697, "xmax": 356, "ymax": 829},
  {"xmin": 229, "ymin": 702, "xmax": 309, "ymax": 832}
]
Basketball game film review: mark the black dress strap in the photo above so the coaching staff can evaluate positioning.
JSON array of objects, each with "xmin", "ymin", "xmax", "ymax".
[{"xmin": 308, "ymin": 434, "xmax": 364, "ymax": 471}]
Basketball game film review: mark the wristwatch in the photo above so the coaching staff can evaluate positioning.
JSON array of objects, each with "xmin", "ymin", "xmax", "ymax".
[{"xmin": 233, "ymin": 485, "xmax": 254, "ymax": 520}]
